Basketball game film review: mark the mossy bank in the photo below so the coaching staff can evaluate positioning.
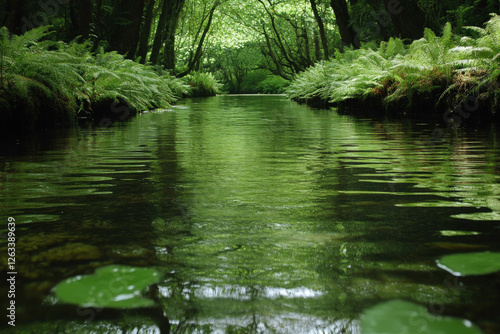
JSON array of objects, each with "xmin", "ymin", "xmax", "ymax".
[
  {"xmin": 287, "ymin": 15, "xmax": 500, "ymax": 122},
  {"xmin": 0, "ymin": 27, "xmax": 222, "ymax": 133}
]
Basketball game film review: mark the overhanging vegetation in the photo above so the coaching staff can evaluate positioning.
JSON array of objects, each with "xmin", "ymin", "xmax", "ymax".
[{"xmin": 287, "ymin": 15, "xmax": 500, "ymax": 119}]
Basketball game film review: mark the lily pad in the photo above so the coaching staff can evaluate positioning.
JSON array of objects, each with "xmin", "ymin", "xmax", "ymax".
[
  {"xmin": 437, "ymin": 251, "xmax": 500, "ymax": 276},
  {"xmin": 360, "ymin": 299, "xmax": 482, "ymax": 334},
  {"xmin": 53, "ymin": 265, "xmax": 162, "ymax": 308}
]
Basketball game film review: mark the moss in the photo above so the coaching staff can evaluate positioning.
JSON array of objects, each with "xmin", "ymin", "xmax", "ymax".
[{"xmin": 32, "ymin": 243, "xmax": 102, "ymax": 263}]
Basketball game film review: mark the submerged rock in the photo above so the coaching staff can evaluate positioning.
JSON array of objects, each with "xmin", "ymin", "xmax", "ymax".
[{"xmin": 32, "ymin": 243, "xmax": 102, "ymax": 263}]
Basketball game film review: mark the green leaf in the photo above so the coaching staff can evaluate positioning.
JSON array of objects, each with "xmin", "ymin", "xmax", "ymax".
[
  {"xmin": 53, "ymin": 265, "xmax": 162, "ymax": 309},
  {"xmin": 437, "ymin": 251, "xmax": 500, "ymax": 276},
  {"xmin": 360, "ymin": 299, "xmax": 482, "ymax": 334}
]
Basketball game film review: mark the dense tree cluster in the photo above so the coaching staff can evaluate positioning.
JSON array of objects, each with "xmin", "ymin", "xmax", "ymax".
[{"xmin": 1, "ymin": 0, "xmax": 498, "ymax": 92}]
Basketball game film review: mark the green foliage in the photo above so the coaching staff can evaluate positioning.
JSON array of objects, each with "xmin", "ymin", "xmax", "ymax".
[
  {"xmin": 80, "ymin": 48, "xmax": 188, "ymax": 113},
  {"xmin": 287, "ymin": 15, "xmax": 500, "ymax": 114},
  {"xmin": 256, "ymin": 74, "xmax": 290, "ymax": 94},
  {"xmin": 0, "ymin": 27, "xmax": 188, "ymax": 130},
  {"xmin": 183, "ymin": 71, "xmax": 222, "ymax": 97},
  {"xmin": 239, "ymin": 70, "xmax": 269, "ymax": 93},
  {"xmin": 287, "ymin": 46, "xmax": 405, "ymax": 104},
  {"xmin": 231, "ymin": 70, "xmax": 290, "ymax": 94},
  {"xmin": 0, "ymin": 26, "xmax": 78, "ymax": 129}
]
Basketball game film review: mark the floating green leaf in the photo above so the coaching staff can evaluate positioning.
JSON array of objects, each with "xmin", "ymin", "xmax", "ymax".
[
  {"xmin": 360, "ymin": 299, "xmax": 482, "ymax": 334},
  {"xmin": 53, "ymin": 265, "xmax": 162, "ymax": 309},
  {"xmin": 437, "ymin": 251, "xmax": 500, "ymax": 276}
]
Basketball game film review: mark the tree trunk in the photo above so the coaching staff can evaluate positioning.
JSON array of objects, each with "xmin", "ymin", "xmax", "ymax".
[
  {"xmin": 95, "ymin": 0, "xmax": 103, "ymax": 39},
  {"xmin": 177, "ymin": 0, "xmax": 218, "ymax": 77},
  {"xmin": 330, "ymin": 0, "xmax": 360, "ymax": 49},
  {"xmin": 313, "ymin": 30, "xmax": 321, "ymax": 61},
  {"xmin": 80, "ymin": 0, "xmax": 93, "ymax": 39},
  {"xmin": 309, "ymin": 0, "xmax": 329, "ymax": 59},
  {"xmin": 69, "ymin": 0, "xmax": 92, "ymax": 39},
  {"xmin": 384, "ymin": 0, "xmax": 425, "ymax": 39},
  {"xmin": 150, "ymin": 0, "xmax": 185, "ymax": 67},
  {"xmin": 4, "ymin": 0, "xmax": 26, "ymax": 35},
  {"xmin": 121, "ymin": 0, "xmax": 146, "ymax": 58},
  {"xmin": 257, "ymin": 0, "xmax": 303, "ymax": 73},
  {"xmin": 137, "ymin": 0, "xmax": 156, "ymax": 63},
  {"xmin": 162, "ymin": 0, "xmax": 186, "ymax": 70},
  {"xmin": 150, "ymin": 0, "xmax": 169, "ymax": 65}
]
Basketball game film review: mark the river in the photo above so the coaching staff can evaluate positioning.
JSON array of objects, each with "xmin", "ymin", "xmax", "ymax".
[{"xmin": 1, "ymin": 95, "xmax": 499, "ymax": 333}]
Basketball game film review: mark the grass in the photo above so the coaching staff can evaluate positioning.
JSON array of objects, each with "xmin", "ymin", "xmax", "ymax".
[{"xmin": 287, "ymin": 15, "xmax": 500, "ymax": 118}]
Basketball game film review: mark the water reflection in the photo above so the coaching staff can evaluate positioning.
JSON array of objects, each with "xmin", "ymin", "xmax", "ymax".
[{"xmin": 0, "ymin": 96, "xmax": 499, "ymax": 333}]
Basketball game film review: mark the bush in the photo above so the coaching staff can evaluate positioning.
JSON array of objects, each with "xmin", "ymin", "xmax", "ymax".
[
  {"xmin": 0, "ymin": 26, "xmax": 189, "ymax": 131},
  {"xmin": 238, "ymin": 70, "xmax": 289, "ymax": 94},
  {"xmin": 256, "ymin": 75, "xmax": 289, "ymax": 94},
  {"xmin": 287, "ymin": 15, "xmax": 500, "ymax": 116},
  {"xmin": 183, "ymin": 71, "xmax": 222, "ymax": 97}
]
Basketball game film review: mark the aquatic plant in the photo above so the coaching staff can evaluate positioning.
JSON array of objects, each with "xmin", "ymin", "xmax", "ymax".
[
  {"xmin": 53, "ymin": 265, "xmax": 170, "ymax": 333},
  {"xmin": 361, "ymin": 299, "xmax": 482, "ymax": 334},
  {"xmin": 437, "ymin": 251, "xmax": 500, "ymax": 276},
  {"xmin": 53, "ymin": 265, "xmax": 162, "ymax": 308}
]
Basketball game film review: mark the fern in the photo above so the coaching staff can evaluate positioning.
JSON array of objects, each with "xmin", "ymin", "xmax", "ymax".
[
  {"xmin": 288, "ymin": 15, "xmax": 500, "ymax": 113},
  {"xmin": 183, "ymin": 71, "xmax": 222, "ymax": 97},
  {"xmin": 1, "ymin": 26, "xmax": 191, "ymax": 130}
]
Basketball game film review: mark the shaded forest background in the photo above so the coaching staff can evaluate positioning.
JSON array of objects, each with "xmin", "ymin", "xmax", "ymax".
[{"xmin": 1, "ymin": 0, "xmax": 499, "ymax": 94}]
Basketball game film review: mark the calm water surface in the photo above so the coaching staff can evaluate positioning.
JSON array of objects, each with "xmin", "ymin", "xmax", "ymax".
[{"xmin": 1, "ymin": 95, "xmax": 500, "ymax": 333}]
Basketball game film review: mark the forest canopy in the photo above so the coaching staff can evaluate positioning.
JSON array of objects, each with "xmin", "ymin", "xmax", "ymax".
[{"xmin": 1, "ymin": 0, "xmax": 498, "ymax": 94}]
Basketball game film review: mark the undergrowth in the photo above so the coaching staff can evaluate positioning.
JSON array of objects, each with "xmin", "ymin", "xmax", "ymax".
[
  {"xmin": 183, "ymin": 71, "xmax": 222, "ymax": 97},
  {"xmin": 287, "ymin": 15, "xmax": 500, "ymax": 117},
  {"xmin": 0, "ymin": 26, "xmax": 194, "ymax": 130}
]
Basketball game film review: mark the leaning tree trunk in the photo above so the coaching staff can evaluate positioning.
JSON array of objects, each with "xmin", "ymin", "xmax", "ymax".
[
  {"xmin": 309, "ymin": 0, "xmax": 329, "ymax": 60},
  {"xmin": 177, "ymin": 0, "xmax": 218, "ymax": 77},
  {"xmin": 330, "ymin": 0, "xmax": 360, "ymax": 49}
]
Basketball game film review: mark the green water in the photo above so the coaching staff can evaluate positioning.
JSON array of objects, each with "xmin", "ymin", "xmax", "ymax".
[{"xmin": 1, "ymin": 95, "xmax": 499, "ymax": 333}]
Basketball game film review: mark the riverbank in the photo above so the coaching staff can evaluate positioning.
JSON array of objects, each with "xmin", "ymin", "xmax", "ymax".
[
  {"xmin": 0, "ymin": 26, "xmax": 221, "ymax": 132},
  {"xmin": 287, "ymin": 16, "xmax": 500, "ymax": 122}
]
